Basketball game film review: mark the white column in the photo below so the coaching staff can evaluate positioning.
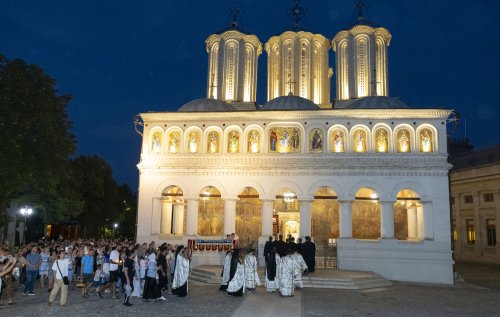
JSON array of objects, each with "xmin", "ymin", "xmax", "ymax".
[
  {"xmin": 380, "ymin": 201, "xmax": 394, "ymax": 238},
  {"xmin": 407, "ymin": 207, "xmax": 418, "ymax": 239},
  {"xmin": 186, "ymin": 199, "xmax": 199, "ymax": 236},
  {"xmin": 423, "ymin": 201, "xmax": 434, "ymax": 240},
  {"xmin": 151, "ymin": 198, "xmax": 162, "ymax": 235},
  {"xmin": 174, "ymin": 203, "xmax": 185, "ymax": 235},
  {"xmin": 300, "ymin": 200, "xmax": 312, "ymax": 238},
  {"xmin": 161, "ymin": 201, "xmax": 173, "ymax": 234},
  {"xmin": 261, "ymin": 200, "xmax": 274, "ymax": 237},
  {"xmin": 339, "ymin": 200, "xmax": 352, "ymax": 238},
  {"xmin": 417, "ymin": 206, "xmax": 424, "ymax": 239},
  {"xmin": 224, "ymin": 199, "xmax": 237, "ymax": 235}
]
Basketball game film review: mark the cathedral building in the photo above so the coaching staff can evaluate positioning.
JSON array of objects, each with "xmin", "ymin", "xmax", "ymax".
[{"xmin": 135, "ymin": 3, "xmax": 455, "ymax": 284}]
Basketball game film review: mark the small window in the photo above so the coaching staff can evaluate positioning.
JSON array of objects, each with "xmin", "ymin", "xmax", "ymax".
[
  {"xmin": 464, "ymin": 195, "xmax": 473, "ymax": 204},
  {"xmin": 484, "ymin": 193, "xmax": 494, "ymax": 203},
  {"xmin": 486, "ymin": 219, "xmax": 496, "ymax": 246},
  {"xmin": 466, "ymin": 219, "xmax": 475, "ymax": 245}
]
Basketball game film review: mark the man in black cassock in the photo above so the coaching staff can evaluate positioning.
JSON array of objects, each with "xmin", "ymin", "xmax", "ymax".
[
  {"xmin": 263, "ymin": 236, "xmax": 273, "ymax": 261},
  {"xmin": 273, "ymin": 234, "xmax": 287, "ymax": 257},
  {"xmin": 301, "ymin": 236, "xmax": 316, "ymax": 273}
]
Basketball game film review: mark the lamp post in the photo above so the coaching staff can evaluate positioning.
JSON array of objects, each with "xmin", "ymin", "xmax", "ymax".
[
  {"xmin": 113, "ymin": 223, "xmax": 118, "ymax": 237},
  {"xmin": 19, "ymin": 206, "xmax": 33, "ymax": 245}
]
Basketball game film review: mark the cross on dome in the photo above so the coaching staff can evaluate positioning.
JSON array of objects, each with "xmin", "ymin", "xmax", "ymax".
[{"xmin": 288, "ymin": 0, "xmax": 307, "ymax": 29}]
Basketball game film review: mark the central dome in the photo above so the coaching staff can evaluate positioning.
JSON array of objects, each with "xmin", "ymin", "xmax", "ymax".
[
  {"xmin": 345, "ymin": 96, "xmax": 409, "ymax": 109},
  {"xmin": 260, "ymin": 94, "xmax": 320, "ymax": 111},
  {"xmin": 177, "ymin": 98, "xmax": 236, "ymax": 112}
]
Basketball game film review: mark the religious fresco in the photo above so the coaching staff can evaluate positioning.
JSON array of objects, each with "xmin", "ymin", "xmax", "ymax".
[
  {"xmin": 393, "ymin": 204, "xmax": 409, "ymax": 240},
  {"xmin": 247, "ymin": 129, "xmax": 260, "ymax": 153},
  {"xmin": 207, "ymin": 131, "xmax": 220, "ymax": 153},
  {"xmin": 330, "ymin": 129, "xmax": 345, "ymax": 153},
  {"xmin": 311, "ymin": 199, "xmax": 339, "ymax": 242},
  {"xmin": 227, "ymin": 130, "xmax": 240, "ymax": 153},
  {"xmin": 151, "ymin": 131, "xmax": 162, "ymax": 154},
  {"xmin": 352, "ymin": 129, "xmax": 367, "ymax": 153},
  {"xmin": 375, "ymin": 128, "xmax": 389, "ymax": 153},
  {"xmin": 269, "ymin": 127, "xmax": 301, "ymax": 153},
  {"xmin": 420, "ymin": 128, "xmax": 433, "ymax": 152},
  {"xmin": 309, "ymin": 128, "xmax": 323, "ymax": 153},
  {"xmin": 352, "ymin": 188, "xmax": 381, "ymax": 239},
  {"xmin": 168, "ymin": 131, "xmax": 181, "ymax": 153},
  {"xmin": 198, "ymin": 198, "xmax": 224, "ymax": 236},
  {"xmin": 397, "ymin": 129, "xmax": 411, "ymax": 152},
  {"xmin": 188, "ymin": 131, "xmax": 200, "ymax": 153},
  {"xmin": 235, "ymin": 190, "xmax": 262, "ymax": 249}
]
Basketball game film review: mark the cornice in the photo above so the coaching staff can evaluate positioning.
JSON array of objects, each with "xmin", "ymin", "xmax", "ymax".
[
  {"xmin": 137, "ymin": 154, "xmax": 451, "ymax": 177},
  {"xmin": 140, "ymin": 109, "xmax": 452, "ymax": 123}
]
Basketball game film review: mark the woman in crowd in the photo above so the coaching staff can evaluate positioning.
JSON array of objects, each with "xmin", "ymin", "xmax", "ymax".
[
  {"xmin": 142, "ymin": 251, "xmax": 165, "ymax": 302},
  {"xmin": 171, "ymin": 245, "xmax": 190, "ymax": 297},
  {"xmin": 39, "ymin": 246, "xmax": 50, "ymax": 290},
  {"xmin": 0, "ymin": 248, "xmax": 17, "ymax": 306},
  {"xmin": 47, "ymin": 249, "xmax": 58, "ymax": 291}
]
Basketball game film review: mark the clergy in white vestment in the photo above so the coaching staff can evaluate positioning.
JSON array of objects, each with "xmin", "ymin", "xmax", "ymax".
[
  {"xmin": 291, "ymin": 248, "xmax": 308, "ymax": 288},
  {"xmin": 265, "ymin": 248, "xmax": 280, "ymax": 292},
  {"xmin": 131, "ymin": 255, "xmax": 142, "ymax": 297},
  {"xmin": 227, "ymin": 249, "xmax": 245, "ymax": 296},
  {"xmin": 219, "ymin": 249, "xmax": 233, "ymax": 291},
  {"xmin": 244, "ymin": 249, "xmax": 261, "ymax": 291},
  {"xmin": 172, "ymin": 245, "xmax": 190, "ymax": 297},
  {"xmin": 279, "ymin": 250, "xmax": 295, "ymax": 297}
]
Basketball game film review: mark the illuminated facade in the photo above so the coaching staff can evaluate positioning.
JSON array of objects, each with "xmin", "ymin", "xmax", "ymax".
[{"xmin": 135, "ymin": 4, "xmax": 455, "ymax": 284}]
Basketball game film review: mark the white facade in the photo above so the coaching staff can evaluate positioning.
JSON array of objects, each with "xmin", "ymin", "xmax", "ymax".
[{"xmin": 136, "ymin": 109, "xmax": 454, "ymax": 284}]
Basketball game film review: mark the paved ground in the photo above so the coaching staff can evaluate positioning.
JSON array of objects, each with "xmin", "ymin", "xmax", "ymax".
[{"xmin": 1, "ymin": 260, "xmax": 499, "ymax": 317}]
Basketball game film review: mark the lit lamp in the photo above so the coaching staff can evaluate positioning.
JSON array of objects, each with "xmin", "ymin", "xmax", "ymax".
[
  {"xmin": 113, "ymin": 223, "xmax": 118, "ymax": 237},
  {"xmin": 19, "ymin": 206, "xmax": 33, "ymax": 245}
]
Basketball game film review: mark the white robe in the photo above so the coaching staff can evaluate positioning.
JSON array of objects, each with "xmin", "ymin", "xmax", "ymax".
[
  {"xmin": 265, "ymin": 254, "xmax": 280, "ymax": 292},
  {"xmin": 220, "ymin": 253, "xmax": 232, "ymax": 287},
  {"xmin": 131, "ymin": 255, "xmax": 142, "ymax": 297},
  {"xmin": 227, "ymin": 262, "xmax": 245, "ymax": 294},
  {"xmin": 279, "ymin": 255, "xmax": 295, "ymax": 297},
  {"xmin": 244, "ymin": 253, "xmax": 260, "ymax": 290},
  {"xmin": 172, "ymin": 255, "xmax": 189, "ymax": 290},
  {"xmin": 291, "ymin": 252, "xmax": 308, "ymax": 288}
]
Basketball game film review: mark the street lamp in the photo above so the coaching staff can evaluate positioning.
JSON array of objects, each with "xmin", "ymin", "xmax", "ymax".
[
  {"xmin": 113, "ymin": 223, "xmax": 118, "ymax": 237},
  {"xmin": 19, "ymin": 206, "xmax": 33, "ymax": 245}
]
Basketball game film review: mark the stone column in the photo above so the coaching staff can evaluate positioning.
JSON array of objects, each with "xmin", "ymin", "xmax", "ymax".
[
  {"xmin": 299, "ymin": 200, "xmax": 312, "ymax": 238},
  {"xmin": 338, "ymin": 200, "xmax": 352, "ymax": 238},
  {"xmin": 224, "ymin": 199, "xmax": 237, "ymax": 235},
  {"xmin": 407, "ymin": 207, "xmax": 418, "ymax": 239},
  {"xmin": 422, "ymin": 201, "xmax": 433, "ymax": 240},
  {"xmin": 380, "ymin": 201, "xmax": 394, "ymax": 239},
  {"xmin": 174, "ymin": 203, "xmax": 185, "ymax": 235},
  {"xmin": 261, "ymin": 200, "xmax": 274, "ymax": 237},
  {"xmin": 186, "ymin": 199, "xmax": 199, "ymax": 236}
]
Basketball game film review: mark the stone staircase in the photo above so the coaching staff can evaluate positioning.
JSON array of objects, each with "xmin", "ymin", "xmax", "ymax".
[{"xmin": 190, "ymin": 265, "xmax": 392, "ymax": 290}]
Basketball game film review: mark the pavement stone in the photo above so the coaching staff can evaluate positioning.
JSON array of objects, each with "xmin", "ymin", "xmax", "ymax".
[{"xmin": 1, "ymin": 261, "xmax": 499, "ymax": 317}]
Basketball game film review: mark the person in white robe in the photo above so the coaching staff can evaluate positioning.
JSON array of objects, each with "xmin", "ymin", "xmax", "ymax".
[
  {"xmin": 265, "ymin": 248, "xmax": 280, "ymax": 292},
  {"xmin": 291, "ymin": 248, "xmax": 308, "ymax": 288},
  {"xmin": 227, "ymin": 249, "xmax": 245, "ymax": 296},
  {"xmin": 219, "ymin": 249, "xmax": 232, "ymax": 291},
  {"xmin": 131, "ymin": 254, "xmax": 142, "ymax": 297},
  {"xmin": 171, "ymin": 245, "xmax": 190, "ymax": 297},
  {"xmin": 244, "ymin": 249, "xmax": 260, "ymax": 291},
  {"xmin": 279, "ymin": 250, "xmax": 295, "ymax": 297}
]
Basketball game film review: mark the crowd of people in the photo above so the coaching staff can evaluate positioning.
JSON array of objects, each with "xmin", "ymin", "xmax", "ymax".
[
  {"xmin": 0, "ymin": 238, "xmax": 192, "ymax": 308},
  {"xmin": 0, "ymin": 233, "xmax": 316, "ymax": 309},
  {"xmin": 218, "ymin": 234, "xmax": 316, "ymax": 298}
]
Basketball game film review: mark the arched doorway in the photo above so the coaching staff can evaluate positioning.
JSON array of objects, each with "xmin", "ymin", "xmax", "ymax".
[
  {"xmin": 274, "ymin": 188, "xmax": 300, "ymax": 241},
  {"xmin": 394, "ymin": 189, "xmax": 423, "ymax": 240},
  {"xmin": 161, "ymin": 186, "xmax": 185, "ymax": 235},
  {"xmin": 198, "ymin": 186, "xmax": 224, "ymax": 236},
  {"xmin": 236, "ymin": 187, "xmax": 262, "ymax": 249},
  {"xmin": 352, "ymin": 188, "xmax": 381, "ymax": 239},
  {"xmin": 312, "ymin": 186, "xmax": 339, "ymax": 268}
]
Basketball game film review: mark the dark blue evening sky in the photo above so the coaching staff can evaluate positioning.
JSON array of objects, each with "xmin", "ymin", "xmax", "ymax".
[{"xmin": 1, "ymin": 0, "xmax": 499, "ymax": 190}]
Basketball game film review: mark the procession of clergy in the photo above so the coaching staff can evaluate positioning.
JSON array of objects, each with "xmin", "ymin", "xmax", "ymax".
[{"xmin": 219, "ymin": 235, "xmax": 314, "ymax": 297}]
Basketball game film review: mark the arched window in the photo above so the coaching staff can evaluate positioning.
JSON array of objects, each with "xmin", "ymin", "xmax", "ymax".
[
  {"xmin": 151, "ymin": 131, "xmax": 162, "ymax": 154},
  {"xmin": 309, "ymin": 128, "xmax": 323, "ymax": 153},
  {"xmin": 330, "ymin": 129, "xmax": 345, "ymax": 153},
  {"xmin": 396, "ymin": 129, "xmax": 411, "ymax": 153},
  {"xmin": 167, "ymin": 130, "xmax": 181, "ymax": 154},
  {"xmin": 236, "ymin": 187, "xmax": 262, "ymax": 248},
  {"xmin": 227, "ymin": 130, "xmax": 240, "ymax": 153},
  {"xmin": 352, "ymin": 188, "xmax": 381, "ymax": 239},
  {"xmin": 198, "ymin": 186, "xmax": 224, "ymax": 236},
  {"xmin": 394, "ymin": 189, "xmax": 423, "ymax": 240},
  {"xmin": 161, "ymin": 186, "xmax": 185, "ymax": 235},
  {"xmin": 374, "ymin": 128, "xmax": 389, "ymax": 153},
  {"xmin": 356, "ymin": 36, "xmax": 369, "ymax": 97},
  {"xmin": 247, "ymin": 129, "xmax": 260, "ymax": 153},
  {"xmin": 352, "ymin": 129, "xmax": 367, "ymax": 153},
  {"xmin": 419, "ymin": 128, "xmax": 433, "ymax": 153},
  {"xmin": 225, "ymin": 43, "xmax": 237, "ymax": 100}
]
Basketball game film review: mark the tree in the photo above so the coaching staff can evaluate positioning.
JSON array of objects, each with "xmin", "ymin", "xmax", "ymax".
[
  {"xmin": 116, "ymin": 184, "xmax": 137, "ymax": 239},
  {"xmin": 0, "ymin": 55, "xmax": 77, "ymax": 239}
]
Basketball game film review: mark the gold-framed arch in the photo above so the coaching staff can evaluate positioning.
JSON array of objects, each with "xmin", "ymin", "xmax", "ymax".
[{"xmin": 198, "ymin": 186, "xmax": 224, "ymax": 236}]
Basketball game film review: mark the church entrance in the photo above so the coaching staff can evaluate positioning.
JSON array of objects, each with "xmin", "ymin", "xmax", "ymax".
[
  {"xmin": 311, "ymin": 187, "xmax": 339, "ymax": 268},
  {"xmin": 236, "ymin": 187, "xmax": 262, "ymax": 249},
  {"xmin": 274, "ymin": 188, "xmax": 300, "ymax": 241}
]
